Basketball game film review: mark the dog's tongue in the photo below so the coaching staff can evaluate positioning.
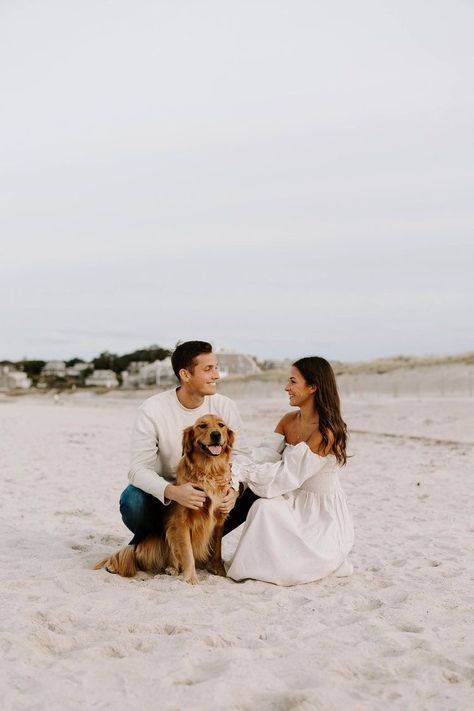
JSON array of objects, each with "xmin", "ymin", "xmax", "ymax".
[{"xmin": 208, "ymin": 445, "xmax": 222, "ymax": 455}]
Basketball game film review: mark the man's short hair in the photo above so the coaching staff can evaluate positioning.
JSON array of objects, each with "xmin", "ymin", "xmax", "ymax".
[{"xmin": 171, "ymin": 341, "xmax": 213, "ymax": 379}]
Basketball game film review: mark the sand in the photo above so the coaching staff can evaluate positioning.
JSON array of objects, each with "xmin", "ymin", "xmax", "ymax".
[{"xmin": 1, "ymin": 383, "xmax": 473, "ymax": 710}]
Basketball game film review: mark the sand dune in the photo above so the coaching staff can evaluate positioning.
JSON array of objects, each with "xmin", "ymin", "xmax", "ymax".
[{"xmin": 1, "ymin": 387, "xmax": 473, "ymax": 710}]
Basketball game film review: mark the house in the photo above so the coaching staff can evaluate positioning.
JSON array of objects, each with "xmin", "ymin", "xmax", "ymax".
[
  {"xmin": 216, "ymin": 351, "xmax": 261, "ymax": 377},
  {"xmin": 121, "ymin": 362, "xmax": 142, "ymax": 389},
  {"xmin": 41, "ymin": 361, "xmax": 67, "ymax": 378},
  {"xmin": 66, "ymin": 362, "xmax": 93, "ymax": 378},
  {"xmin": 85, "ymin": 369, "xmax": 119, "ymax": 388},
  {"xmin": 122, "ymin": 358, "xmax": 175, "ymax": 389},
  {"xmin": 153, "ymin": 357, "xmax": 175, "ymax": 385},
  {"xmin": 0, "ymin": 366, "xmax": 32, "ymax": 390}
]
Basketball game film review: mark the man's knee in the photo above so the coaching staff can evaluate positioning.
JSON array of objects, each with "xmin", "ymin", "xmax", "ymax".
[
  {"xmin": 119, "ymin": 484, "xmax": 165, "ymax": 537},
  {"xmin": 119, "ymin": 485, "xmax": 150, "ymax": 531},
  {"xmin": 120, "ymin": 484, "xmax": 146, "ymax": 515}
]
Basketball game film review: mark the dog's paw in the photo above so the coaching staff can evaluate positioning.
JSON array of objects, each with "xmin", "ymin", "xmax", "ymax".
[
  {"xmin": 184, "ymin": 573, "xmax": 199, "ymax": 585},
  {"xmin": 105, "ymin": 560, "xmax": 118, "ymax": 575},
  {"xmin": 165, "ymin": 566, "xmax": 179, "ymax": 576}
]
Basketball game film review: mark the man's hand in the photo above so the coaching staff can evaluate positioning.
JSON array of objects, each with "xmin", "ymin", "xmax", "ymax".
[
  {"xmin": 219, "ymin": 487, "xmax": 239, "ymax": 515},
  {"xmin": 164, "ymin": 482, "xmax": 206, "ymax": 510}
]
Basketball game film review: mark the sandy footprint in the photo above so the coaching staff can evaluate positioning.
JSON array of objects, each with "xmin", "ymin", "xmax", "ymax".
[
  {"xmin": 398, "ymin": 623, "xmax": 424, "ymax": 633},
  {"xmin": 175, "ymin": 658, "xmax": 231, "ymax": 685},
  {"xmin": 353, "ymin": 597, "xmax": 383, "ymax": 612},
  {"xmin": 391, "ymin": 559, "xmax": 407, "ymax": 568},
  {"xmin": 380, "ymin": 590, "xmax": 409, "ymax": 606},
  {"xmin": 103, "ymin": 637, "xmax": 155, "ymax": 658}
]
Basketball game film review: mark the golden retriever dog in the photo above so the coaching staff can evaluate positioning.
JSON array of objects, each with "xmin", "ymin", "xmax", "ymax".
[{"xmin": 94, "ymin": 415, "xmax": 234, "ymax": 584}]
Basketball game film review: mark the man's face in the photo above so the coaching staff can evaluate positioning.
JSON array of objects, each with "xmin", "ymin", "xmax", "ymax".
[{"xmin": 181, "ymin": 352, "xmax": 220, "ymax": 396}]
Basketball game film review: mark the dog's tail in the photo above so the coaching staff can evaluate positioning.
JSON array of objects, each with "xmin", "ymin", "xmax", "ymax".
[
  {"xmin": 93, "ymin": 556, "xmax": 110, "ymax": 571},
  {"xmin": 93, "ymin": 545, "xmax": 139, "ymax": 577}
]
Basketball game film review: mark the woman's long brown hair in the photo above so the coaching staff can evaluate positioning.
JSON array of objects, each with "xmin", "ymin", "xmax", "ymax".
[{"xmin": 293, "ymin": 356, "xmax": 347, "ymax": 465}]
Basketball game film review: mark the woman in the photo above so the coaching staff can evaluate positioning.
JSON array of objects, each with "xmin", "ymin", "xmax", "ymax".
[{"xmin": 226, "ymin": 356, "xmax": 354, "ymax": 586}]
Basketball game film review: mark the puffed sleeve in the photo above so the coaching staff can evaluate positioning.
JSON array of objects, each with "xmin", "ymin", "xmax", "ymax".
[
  {"xmin": 230, "ymin": 433, "xmax": 285, "ymax": 491},
  {"xmin": 231, "ymin": 443, "xmax": 329, "ymax": 498},
  {"xmin": 250, "ymin": 433, "xmax": 286, "ymax": 463}
]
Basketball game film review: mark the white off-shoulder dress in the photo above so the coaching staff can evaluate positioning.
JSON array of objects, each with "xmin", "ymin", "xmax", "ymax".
[{"xmin": 226, "ymin": 434, "xmax": 354, "ymax": 586}]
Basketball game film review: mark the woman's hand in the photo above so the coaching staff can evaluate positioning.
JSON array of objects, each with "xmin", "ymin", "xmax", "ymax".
[
  {"xmin": 216, "ymin": 463, "xmax": 232, "ymax": 488},
  {"xmin": 218, "ymin": 487, "xmax": 239, "ymax": 515}
]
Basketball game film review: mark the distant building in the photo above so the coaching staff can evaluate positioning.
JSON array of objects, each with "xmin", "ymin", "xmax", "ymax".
[
  {"xmin": 216, "ymin": 351, "xmax": 261, "ymax": 377},
  {"xmin": 0, "ymin": 366, "xmax": 32, "ymax": 390},
  {"xmin": 122, "ymin": 357, "xmax": 175, "ymax": 389},
  {"xmin": 120, "ymin": 352, "xmax": 260, "ymax": 388},
  {"xmin": 121, "ymin": 362, "xmax": 142, "ymax": 389},
  {"xmin": 260, "ymin": 358, "xmax": 292, "ymax": 370},
  {"xmin": 41, "ymin": 361, "xmax": 67, "ymax": 378},
  {"xmin": 66, "ymin": 362, "xmax": 93, "ymax": 378},
  {"xmin": 85, "ymin": 369, "xmax": 119, "ymax": 388}
]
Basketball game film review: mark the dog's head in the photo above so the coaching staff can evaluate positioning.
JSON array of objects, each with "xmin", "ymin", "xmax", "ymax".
[{"xmin": 182, "ymin": 415, "xmax": 235, "ymax": 459}]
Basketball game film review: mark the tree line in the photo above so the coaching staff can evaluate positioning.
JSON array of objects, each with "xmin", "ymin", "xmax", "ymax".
[{"xmin": 1, "ymin": 345, "xmax": 170, "ymax": 387}]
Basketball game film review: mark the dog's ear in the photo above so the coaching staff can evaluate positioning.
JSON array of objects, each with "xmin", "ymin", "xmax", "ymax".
[
  {"xmin": 224, "ymin": 426, "xmax": 235, "ymax": 453},
  {"xmin": 182, "ymin": 426, "xmax": 195, "ymax": 456}
]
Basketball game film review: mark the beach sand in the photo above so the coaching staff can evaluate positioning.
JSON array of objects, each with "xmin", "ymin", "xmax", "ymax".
[{"xmin": 1, "ymin": 384, "xmax": 473, "ymax": 710}]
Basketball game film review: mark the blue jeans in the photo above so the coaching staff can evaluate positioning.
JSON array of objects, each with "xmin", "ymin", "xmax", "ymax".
[
  {"xmin": 119, "ymin": 484, "xmax": 259, "ymax": 545},
  {"xmin": 119, "ymin": 485, "xmax": 166, "ymax": 545}
]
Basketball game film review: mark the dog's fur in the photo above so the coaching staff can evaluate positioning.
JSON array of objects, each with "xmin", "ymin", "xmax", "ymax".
[{"xmin": 94, "ymin": 415, "xmax": 234, "ymax": 584}]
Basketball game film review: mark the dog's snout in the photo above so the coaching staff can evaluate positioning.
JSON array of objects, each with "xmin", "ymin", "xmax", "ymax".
[{"xmin": 210, "ymin": 430, "xmax": 221, "ymax": 443}]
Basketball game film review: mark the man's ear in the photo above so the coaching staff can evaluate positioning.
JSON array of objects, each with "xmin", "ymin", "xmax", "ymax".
[
  {"xmin": 179, "ymin": 368, "xmax": 191, "ymax": 383},
  {"xmin": 181, "ymin": 426, "xmax": 195, "ymax": 456}
]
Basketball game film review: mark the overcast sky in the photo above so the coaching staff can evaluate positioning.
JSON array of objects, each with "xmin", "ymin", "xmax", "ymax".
[{"xmin": 1, "ymin": 0, "xmax": 473, "ymax": 362}]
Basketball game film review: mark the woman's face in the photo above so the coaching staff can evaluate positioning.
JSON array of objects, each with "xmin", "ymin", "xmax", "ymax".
[{"xmin": 285, "ymin": 366, "xmax": 316, "ymax": 407}]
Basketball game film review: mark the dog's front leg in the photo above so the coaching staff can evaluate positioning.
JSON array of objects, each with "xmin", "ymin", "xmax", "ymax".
[
  {"xmin": 181, "ymin": 530, "xmax": 199, "ymax": 584},
  {"xmin": 206, "ymin": 521, "xmax": 227, "ymax": 577},
  {"xmin": 170, "ymin": 528, "xmax": 198, "ymax": 585},
  {"xmin": 165, "ymin": 546, "xmax": 181, "ymax": 576}
]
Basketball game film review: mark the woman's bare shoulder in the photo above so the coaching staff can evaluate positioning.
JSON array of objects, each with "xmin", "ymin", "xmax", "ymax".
[
  {"xmin": 306, "ymin": 428, "xmax": 335, "ymax": 456},
  {"xmin": 274, "ymin": 411, "xmax": 297, "ymax": 435}
]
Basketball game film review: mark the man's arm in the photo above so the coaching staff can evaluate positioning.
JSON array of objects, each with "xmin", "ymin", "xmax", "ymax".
[
  {"xmin": 128, "ymin": 407, "xmax": 170, "ymax": 503},
  {"xmin": 129, "ymin": 406, "xmax": 206, "ymax": 509}
]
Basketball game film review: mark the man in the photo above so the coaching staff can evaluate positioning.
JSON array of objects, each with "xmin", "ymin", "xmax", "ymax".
[{"xmin": 119, "ymin": 340, "xmax": 257, "ymax": 544}]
